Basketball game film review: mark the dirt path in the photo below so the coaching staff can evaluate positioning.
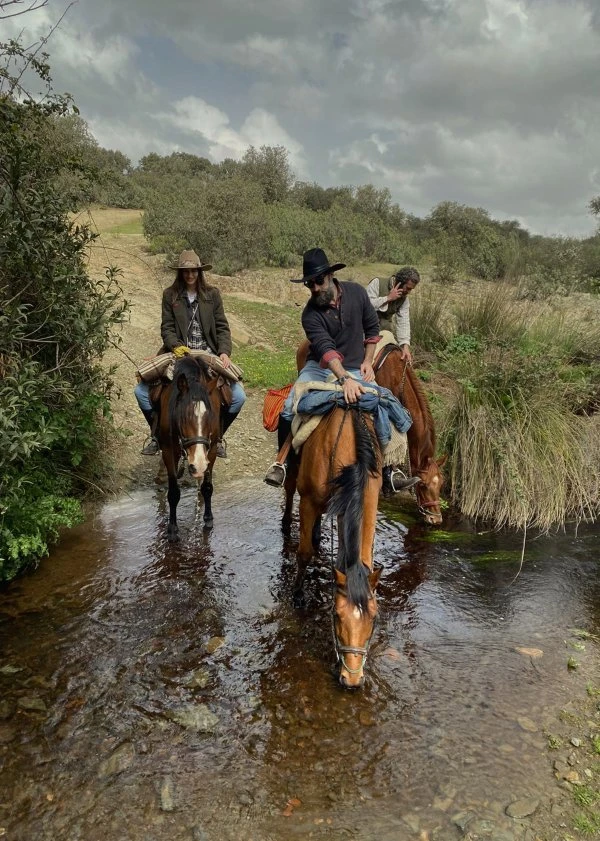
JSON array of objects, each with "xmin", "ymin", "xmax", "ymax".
[{"xmin": 78, "ymin": 207, "xmax": 279, "ymax": 492}]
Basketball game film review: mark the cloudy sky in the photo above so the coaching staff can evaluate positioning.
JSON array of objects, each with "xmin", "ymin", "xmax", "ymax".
[{"xmin": 6, "ymin": 0, "xmax": 600, "ymax": 236}]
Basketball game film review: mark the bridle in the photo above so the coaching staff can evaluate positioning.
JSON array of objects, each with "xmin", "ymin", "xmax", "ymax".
[
  {"xmin": 331, "ymin": 587, "xmax": 376, "ymax": 676},
  {"xmin": 179, "ymin": 434, "xmax": 211, "ymax": 452}
]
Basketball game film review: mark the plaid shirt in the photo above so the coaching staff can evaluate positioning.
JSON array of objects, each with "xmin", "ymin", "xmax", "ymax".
[{"xmin": 185, "ymin": 296, "xmax": 209, "ymax": 351}]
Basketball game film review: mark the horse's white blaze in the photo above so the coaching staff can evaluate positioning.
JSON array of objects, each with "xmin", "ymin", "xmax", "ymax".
[
  {"xmin": 189, "ymin": 402, "xmax": 209, "ymax": 475},
  {"xmin": 353, "ymin": 606, "xmax": 362, "ymax": 620},
  {"xmin": 432, "ymin": 476, "xmax": 439, "ymax": 486}
]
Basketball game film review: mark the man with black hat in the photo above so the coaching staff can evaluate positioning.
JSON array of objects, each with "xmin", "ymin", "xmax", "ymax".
[{"xmin": 264, "ymin": 248, "xmax": 418, "ymax": 489}]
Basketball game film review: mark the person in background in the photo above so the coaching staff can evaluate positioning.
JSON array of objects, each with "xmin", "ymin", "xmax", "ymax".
[
  {"xmin": 366, "ymin": 267, "xmax": 420, "ymax": 364},
  {"xmin": 134, "ymin": 250, "xmax": 245, "ymax": 456}
]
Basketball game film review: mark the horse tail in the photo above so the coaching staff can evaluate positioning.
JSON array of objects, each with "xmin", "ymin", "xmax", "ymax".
[{"xmin": 328, "ymin": 410, "xmax": 379, "ymax": 611}]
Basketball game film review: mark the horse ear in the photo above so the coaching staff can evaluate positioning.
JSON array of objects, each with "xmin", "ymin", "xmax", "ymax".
[
  {"xmin": 334, "ymin": 569, "xmax": 347, "ymax": 588},
  {"xmin": 369, "ymin": 566, "xmax": 383, "ymax": 590},
  {"xmin": 177, "ymin": 373, "xmax": 189, "ymax": 394},
  {"xmin": 437, "ymin": 453, "xmax": 448, "ymax": 468}
]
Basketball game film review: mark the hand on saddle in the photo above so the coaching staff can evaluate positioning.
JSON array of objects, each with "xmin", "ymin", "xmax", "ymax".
[
  {"xmin": 399, "ymin": 344, "xmax": 413, "ymax": 364},
  {"xmin": 360, "ymin": 361, "xmax": 375, "ymax": 382},
  {"xmin": 342, "ymin": 377, "xmax": 365, "ymax": 404},
  {"xmin": 219, "ymin": 353, "xmax": 231, "ymax": 368},
  {"xmin": 173, "ymin": 345, "xmax": 191, "ymax": 358}
]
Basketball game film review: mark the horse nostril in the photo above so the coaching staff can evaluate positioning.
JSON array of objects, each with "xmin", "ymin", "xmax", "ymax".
[{"xmin": 188, "ymin": 464, "xmax": 197, "ymax": 476}]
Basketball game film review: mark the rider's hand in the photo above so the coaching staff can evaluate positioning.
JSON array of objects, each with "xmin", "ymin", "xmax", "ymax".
[
  {"xmin": 343, "ymin": 377, "xmax": 365, "ymax": 404},
  {"xmin": 360, "ymin": 361, "xmax": 375, "ymax": 382},
  {"xmin": 399, "ymin": 344, "xmax": 412, "ymax": 364},
  {"xmin": 173, "ymin": 345, "xmax": 191, "ymax": 358},
  {"xmin": 219, "ymin": 353, "xmax": 231, "ymax": 368}
]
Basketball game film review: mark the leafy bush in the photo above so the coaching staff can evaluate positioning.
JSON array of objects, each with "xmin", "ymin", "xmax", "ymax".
[{"xmin": 0, "ymin": 38, "xmax": 128, "ymax": 580}]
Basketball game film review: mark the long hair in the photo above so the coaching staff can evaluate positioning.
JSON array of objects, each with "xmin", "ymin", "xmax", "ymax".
[
  {"xmin": 327, "ymin": 411, "xmax": 379, "ymax": 611},
  {"xmin": 170, "ymin": 268, "xmax": 212, "ymax": 298}
]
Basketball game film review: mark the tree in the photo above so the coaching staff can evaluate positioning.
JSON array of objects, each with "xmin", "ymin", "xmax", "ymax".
[{"xmin": 241, "ymin": 145, "xmax": 294, "ymax": 203}]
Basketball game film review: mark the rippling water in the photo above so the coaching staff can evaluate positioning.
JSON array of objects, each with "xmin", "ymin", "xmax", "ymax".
[{"xmin": 1, "ymin": 480, "xmax": 599, "ymax": 841}]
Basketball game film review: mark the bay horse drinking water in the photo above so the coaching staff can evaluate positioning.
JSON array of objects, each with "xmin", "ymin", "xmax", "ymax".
[
  {"xmin": 374, "ymin": 346, "xmax": 446, "ymax": 525},
  {"xmin": 285, "ymin": 405, "xmax": 382, "ymax": 689},
  {"xmin": 156, "ymin": 356, "xmax": 228, "ymax": 541}
]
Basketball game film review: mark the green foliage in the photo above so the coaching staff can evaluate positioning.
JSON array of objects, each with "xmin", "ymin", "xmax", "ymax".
[
  {"xmin": 234, "ymin": 348, "xmax": 297, "ymax": 389},
  {"xmin": 410, "ymin": 285, "xmax": 450, "ymax": 352},
  {"xmin": 0, "ymin": 37, "xmax": 128, "ymax": 580}
]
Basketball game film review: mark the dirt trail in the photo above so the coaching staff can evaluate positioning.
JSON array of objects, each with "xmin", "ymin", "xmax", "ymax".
[{"xmin": 78, "ymin": 207, "xmax": 281, "ymax": 493}]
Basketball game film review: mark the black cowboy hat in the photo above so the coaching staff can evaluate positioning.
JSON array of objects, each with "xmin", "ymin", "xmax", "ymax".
[{"xmin": 290, "ymin": 248, "xmax": 346, "ymax": 283}]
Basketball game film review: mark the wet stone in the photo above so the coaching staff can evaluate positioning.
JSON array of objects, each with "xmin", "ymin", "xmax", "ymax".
[
  {"xmin": 0, "ymin": 724, "xmax": 17, "ymax": 744},
  {"xmin": 468, "ymin": 818, "xmax": 496, "ymax": 835},
  {"xmin": 452, "ymin": 811, "xmax": 476, "ymax": 833},
  {"xmin": 165, "ymin": 703, "xmax": 219, "ymax": 732},
  {"xmin": 0, "ymin": 664, "xmax": 24, "ymax": 675},
  {"xmin": 505, "ymin": 799, "xmax": 539, "ymax": 819},
  {"xmin": 184, "ymin": 668, "xmax": 211, "ymax": 689},
  {"xmin": 0, "ymin": 700, "xmax": 15, "ymax": 721},
  {"xmin": 98, "ymin": 741, "xmax": 135, "ymax": 778},
  {"xmin": 17, "ymin": 696, "xmax": 47, "ymax": 712},
  {"xmin": 160, "ymin": 776, "xmax": 175, "ymax": 812},
  {"xmin": 516, "ymin": 716, "xmax": 537, "ymax": 733},
  {"xmin": 205, "ymin": 636, "xmax": 225, "ymax": 654}
]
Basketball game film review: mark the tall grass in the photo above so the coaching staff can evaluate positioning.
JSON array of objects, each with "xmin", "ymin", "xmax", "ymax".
[
  {"xmin": 440, "ymin": 350, "xmax": 600, "ymax": 531},
  {"xmin": 452, "ymin": 283, "xmax": 528, "ymax": 345},
  {"xmin": 410, "ymin": 284, "xmax": 450, "ymax": 352}
]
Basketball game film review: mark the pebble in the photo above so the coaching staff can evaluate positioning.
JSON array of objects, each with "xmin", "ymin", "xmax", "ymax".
[
  {"xmin": 160, "ymin": 776, "xmax": 175, "ymax": 812},
  {"xmin": 205, "ymin": 636, "xmax": 225, "ymax": 654},
  {"xmin": 505, "ymin": 798, "xmax": 539, "ymax": 819},
  {"xmin": 165, "ymin": 703, "xmax": 219, "ymax": 732},
  {"xmin": 516, "ymin": 716, "xmax": 537, "ymax": 732},
  {"xmin": 569, "ymin": 737, "xmax": 582, "ymax": 747},
  {"xmin": 98, "ymin": 742, "xmax": 135, "ymax": 778},
  {"xmin": 17, "ymin": 696, "xmax": 47, "ymax": 712}
]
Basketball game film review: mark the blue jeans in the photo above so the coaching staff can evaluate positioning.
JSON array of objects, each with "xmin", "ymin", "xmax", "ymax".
[
  {"xmin": 134, "ymin": 380, "xmax": 246, "ymax": 415},
  {"xmin": 281, "ymin": 360, "xmax": 362, "ymax": 421}
]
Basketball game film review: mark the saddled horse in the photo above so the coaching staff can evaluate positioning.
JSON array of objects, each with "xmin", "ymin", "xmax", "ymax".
[
  {"xmin": 294, "ymin": 339, "xmax": 446, "ymax": 525},
  {"xmin": 155, "ymin": 356, "xmax": 229, "ymax": 541},
  {"xmin": 374, "ymin": 346, "xmax": 446, "ymax": 525},
  {"xmin": 285, "ymin": 405, "xmax": 382, "ymax": 689}
]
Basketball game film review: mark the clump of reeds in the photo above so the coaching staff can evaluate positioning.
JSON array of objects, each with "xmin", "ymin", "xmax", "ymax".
[{"xmin": 440, "ymin": 348, "xmax": 600, "ymax": 531}]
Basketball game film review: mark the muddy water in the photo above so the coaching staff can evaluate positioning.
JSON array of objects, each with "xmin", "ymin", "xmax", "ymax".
[{"xmin": 0, "ymin": 480, "xmax": 599, "ymax": 841}]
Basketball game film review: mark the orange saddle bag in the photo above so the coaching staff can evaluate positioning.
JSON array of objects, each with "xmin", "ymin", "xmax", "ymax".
[{"xmin": 262, "ymin": 384, "xmax": 293, "ymax": 432}]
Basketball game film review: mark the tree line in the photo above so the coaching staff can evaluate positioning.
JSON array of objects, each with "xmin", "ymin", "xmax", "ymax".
[{"xmin": 48, "ymin": 115, "xmax": 600, "ymax": 295}]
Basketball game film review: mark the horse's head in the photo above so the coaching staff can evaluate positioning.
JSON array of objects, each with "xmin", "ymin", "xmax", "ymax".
[
  {"xmin": 171, "ymin": 358, "xmax": 220, "ymax": 481},
  {"xmin": 414, "ymin": 454, "xmax": 447, "ymax": 525},
  {"xmin": 333, "ymin": 565, "xmax": 382, "ymax": 689}
]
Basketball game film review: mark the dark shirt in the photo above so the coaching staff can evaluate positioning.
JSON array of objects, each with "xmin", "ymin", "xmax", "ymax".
[{"xmin": 301, "ymin": 280, "xmax": 380, "ymax": 370}]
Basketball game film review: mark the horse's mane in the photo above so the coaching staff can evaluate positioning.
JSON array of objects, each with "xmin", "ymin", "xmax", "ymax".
[
  {"xmin": 400, "ymin": 353, "xmax": 435, "ymax": 450},
  {"xmin": 169, "ymin": 356, "xmax": 213, "ymax": 429},
  {"xmin": 328, "ymin": 410, "xmax": 379, "ymax": 611}
]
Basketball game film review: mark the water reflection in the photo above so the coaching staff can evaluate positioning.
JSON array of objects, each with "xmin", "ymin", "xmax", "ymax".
[{"xmin": 0, "ymin": 480, "xmax": 598, "ymax": 841}]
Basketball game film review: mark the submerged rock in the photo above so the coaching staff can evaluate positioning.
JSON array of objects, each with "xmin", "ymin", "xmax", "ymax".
[
  {"xmin": 98, "ymin": 741, "xmax": 135, "ymax": 778},
  {"xmin": 505, "ymin": 798, "xmax": 540, "ymax": 819},
  {"xmin": 164, "ymin": 703, "xmax": 219, "ymax": 732}
]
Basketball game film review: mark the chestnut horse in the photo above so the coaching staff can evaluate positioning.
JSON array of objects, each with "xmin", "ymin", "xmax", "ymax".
[
  {"xmin": 374, "ymin": 346, "xmax": 446, "ymax": 525},
  {"xmin": 157, "ymin": 356, "xmax": 228, "ymax": 541},
  {"xmin": 294, "ymin": 339, "xmax": 446, "ymax": 524},
  {"xmin": 284, "ymin": 405, "xmax": 382, "ymax": 689}
]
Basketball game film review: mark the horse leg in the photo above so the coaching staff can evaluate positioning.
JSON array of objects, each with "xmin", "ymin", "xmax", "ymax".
[
  {"xmin": 281, "ymin": 453, "xmax": 298, "ymax": 537},
  {"xmin": 167, "ymin": 474, "xmax": 181, "ymax": 542},
  {"xmin": 312, "ymin": 516, "xmax": 322, "ymax": 549},
  {"xmin": 200, "ymin": 464, "xmax": 214, "ymax": 531},
  {"xmin": 294, "ymin": 495, "xmax": 321, "ymax": 607},
  {"xmin": 359, "ymin": 476, "xmax": 381, "ymax": 570}
]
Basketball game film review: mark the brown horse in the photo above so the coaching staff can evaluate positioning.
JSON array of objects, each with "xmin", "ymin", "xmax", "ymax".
[
  {"xmin": 294, "ymin": 339, "xmax": 446, "ymax": 524},
  {"xmin": 374, "ymin": 347, "xmax": 446, "ymax": 525},
  {"xmin": 284, "ymin": 405, "xmax": 382, "ymax": 689},
  {"xmin": 157, "ymin": 356, "xmax": 228, "ymax": 541}
]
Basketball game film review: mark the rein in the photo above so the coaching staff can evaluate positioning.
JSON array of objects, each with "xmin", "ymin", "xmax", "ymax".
[{"xmin": 331, "ymin": 588, "xmax": 376, "ymax": 676}]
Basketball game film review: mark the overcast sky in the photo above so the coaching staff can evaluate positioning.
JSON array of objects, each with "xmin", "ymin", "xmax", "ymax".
[{"xmin": 6, "ymin": 0, "xmax": 600, "ymax": 236}]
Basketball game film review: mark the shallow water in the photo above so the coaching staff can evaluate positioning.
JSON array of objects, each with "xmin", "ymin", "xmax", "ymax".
[{"xmin": 0, "ymin": 480, "xmax": 599, "ymax": 841}]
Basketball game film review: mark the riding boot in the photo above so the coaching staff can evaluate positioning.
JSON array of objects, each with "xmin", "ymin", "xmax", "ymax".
[
  {"xmin": 264, "ymin": 417, "xmax": 293, "ymax": 487},
  {"xmin": 216, "ymin": 409, "xmax": 239, "ymax": 458},
  {"xmin": 141, "ymin": 409, "xmax": 160, "ymax": 456},
  {"xmin": 388, "ymin": 467, "xmax": 420, "ymax": 492}
]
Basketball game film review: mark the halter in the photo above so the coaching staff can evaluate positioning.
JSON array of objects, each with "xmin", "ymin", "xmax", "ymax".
[
  {"xmin": 179, "ymin": 434, "xmax": 211, "ymax": 451},
  {"xmin": 331, "ymin": 587, "xmax": 376, "ymax": 676}
]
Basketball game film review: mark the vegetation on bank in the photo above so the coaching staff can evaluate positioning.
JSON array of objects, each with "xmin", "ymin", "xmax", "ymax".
[{"xmin": 0, "ymin": 40, "xmax": 129, "ymax": 582}]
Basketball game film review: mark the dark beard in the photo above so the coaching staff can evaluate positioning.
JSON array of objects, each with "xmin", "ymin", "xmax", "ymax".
[{"xmin": 312, "ymin": 286, "xmax": 335, "ymax": 308}]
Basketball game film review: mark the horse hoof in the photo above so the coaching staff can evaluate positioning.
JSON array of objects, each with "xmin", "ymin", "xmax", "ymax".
[{"xmin": 167, "ymin": 529, "xmax": 180, "ymax": 543}]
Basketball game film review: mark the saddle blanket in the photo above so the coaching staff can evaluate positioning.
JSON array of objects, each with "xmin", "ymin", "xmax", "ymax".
[
  {"xmin": 290, "ymin": 378, "xmax": 411, "ymax": 466},
  {"xmin": 137, "ymin": 350, "xmax": 243, "ymax": 383}
]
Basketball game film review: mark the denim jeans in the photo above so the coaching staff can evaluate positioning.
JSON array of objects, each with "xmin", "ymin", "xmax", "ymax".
[
  {"xmin": 281, "ymin": 360, "xmax": 362, "ymax": 422},
  {"xmin": 134, "ymin": 380, "xmax": 246, "ymax": 415}
]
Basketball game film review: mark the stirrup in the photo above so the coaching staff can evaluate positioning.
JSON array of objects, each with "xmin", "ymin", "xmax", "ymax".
[
  {"xmin": 264, "ymin": 462, "xmax": 286, "ymax": 487},
  {"xmin": 390, "ymin": 469, "xmax": 420, "ymax": 492},
  {"xmin": 141, "ymin": 436, "xmax": 160, "ymax": 456}
]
